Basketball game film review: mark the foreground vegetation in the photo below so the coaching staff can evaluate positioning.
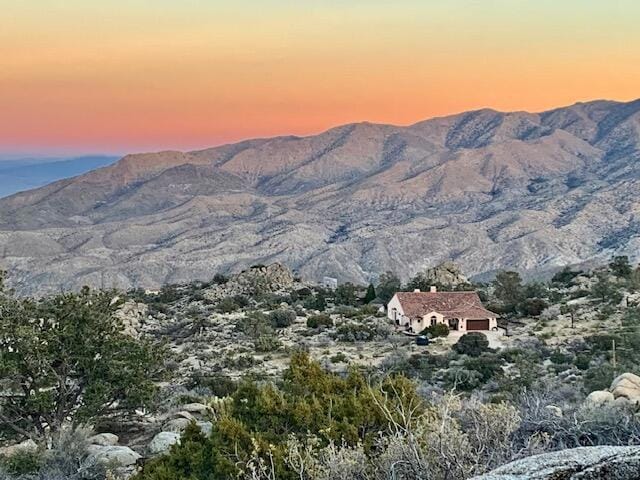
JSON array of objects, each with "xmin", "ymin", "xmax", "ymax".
[{"xmin": 2, "ymin": 257, "xmax": 640, "ymax": 479}]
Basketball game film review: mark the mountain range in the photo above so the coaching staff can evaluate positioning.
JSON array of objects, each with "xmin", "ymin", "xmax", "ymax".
[
  {"xmin": 1, "ymin": 98, "xmax": 640, "ymax": 295},
  {"xmin": 0, "ymin": 156, "xmax": 118, "ymax": 198}
]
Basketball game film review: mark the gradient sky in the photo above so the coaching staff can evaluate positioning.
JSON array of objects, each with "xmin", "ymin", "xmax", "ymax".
[{"xmin": 1, "ymin": 0, "xmax": 639, "ymax": 155}]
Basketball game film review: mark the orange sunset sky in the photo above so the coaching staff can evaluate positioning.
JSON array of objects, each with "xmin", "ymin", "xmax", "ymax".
[{"xmin": 1, "ymin": 0, "xmax": 639, "ymax": 155}]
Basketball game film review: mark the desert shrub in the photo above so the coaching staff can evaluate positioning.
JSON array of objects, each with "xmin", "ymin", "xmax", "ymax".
[
  {"xmin": 254, "ymin": 334, "xmax": 282, "ymax": 352},
  {"xmin": 584, "ymin": 333, "xmax": 620, "ymax": 354},
  {"xmin": 334, "ymin": 321, "xmax": 390, "ymax": 342},
  {"xmin": 330, "ymin": 352, "xmax": 349, "ymax": 363},
  {"xmin": 269, "ymin": 309, "xmax": 297, "ymax": 328},
  {"xmin": 551, "ymin": 267, "xmax": 582, "ymax": 286},
  {"xmin": 463, "ymin": 353, "xmax": 504, "ymax": 383},
  {"xmin": 236, "ymin": 312, "xmax": 273, "ymax": 338},
  {"xmin": 574, "ymin": 353, "xmax": 591, "ymax": 371},
  {"xmin": 520, "ymin": 297, "xmax": 548, "ymax": 316},
  {"xmin": 583, "ymin": 363, "xmax": 616, "ymax": 392},
  {"xmin": 188, "ymin": 374, "xmax": 238, "ymax": 398},
  {"xmin": 303, "ymin": 293, "xmax": 327, "ymax": 311},
  {"xmin": 133, "ymin": 354, "xmax": 423, "ymax": 480},
  {"xmin": 453, "ymin": 332, "xmax": 490, "ymax": 357},
  {"xmin": 306, "ymin": 314, "xmax": 333, "ymax": 329},
  {"xmin": 421, "ymin": 323, "xmax": 449, "ymax": 338},
  {"xmin": 443, "ymin": 366, "xmax": 484, "ymax": 391},
  {"xmin": 550, "ymin": 349, "xmax": 573, "ymax": 365},
  {"xmin": 212, "ymin": 273, "xmax": 228, "ymax": 284},
  {"xmin": 217, "ymin": 296, "xmax": 240, "ymax": 313},
  {"xmin": 0, "ymin": 449, "xmax": 42, "ymax": 475}
]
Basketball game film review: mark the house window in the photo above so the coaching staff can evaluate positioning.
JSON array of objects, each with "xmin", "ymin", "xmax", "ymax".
[
  {"xmin": 430, "ymin": 316, "xmax": 437, "ymax": 326},
  {"xmin": 392, "ymin": 308, "xmax": 398, "ymax": 324}
]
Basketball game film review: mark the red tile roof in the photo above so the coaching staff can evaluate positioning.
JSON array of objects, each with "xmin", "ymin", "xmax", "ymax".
[{"xmin": 394, "ymin": 291, "xmax": 498, "ymax": 320}]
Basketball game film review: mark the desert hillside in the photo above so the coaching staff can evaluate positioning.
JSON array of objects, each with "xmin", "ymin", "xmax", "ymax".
[{"xmin": 1, "ymin": 99, "xmax": 640, "ymax": 294}]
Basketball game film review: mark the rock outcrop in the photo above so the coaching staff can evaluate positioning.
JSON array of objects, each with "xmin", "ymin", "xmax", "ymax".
[
  {"xmin": 584, "ymin": 372, "xmax": 640, "ymax": 408},
  {"xmin": 204, "ymin": 263, "xmax": 296, "ymax": 301},
  {"xmin": 611, "ymin": 373, "xmax": 640, "ymax": 405},
  {"xmin": 149, "ymin": 432, "xmax": 181, "ymax": 455},
  {"xmin": 421, "ymin": 261, "xmax": 469, "ymax": 287},
  {"xmin": 473, "ymin": 446, "xmax": 640, "ymax": 479}
]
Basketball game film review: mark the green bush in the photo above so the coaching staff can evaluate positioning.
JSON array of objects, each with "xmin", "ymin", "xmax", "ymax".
[
  {"xmin": 269, "ymin": 309, "xmax": 297, "ymax": 328},
  {"xmin": 133, "ymin": 353, "xmax": 422, "ymax": 480},
  {"xmin": 306, "ymin": 314, "xmax": 333, "ymax": 329},
  {"xmin": 421, "ymin": 323, "xmax": 449, "ymax": 338},
  {"xmin": 334, "ymin": 322, "xmax": 388, "ymax": 342},
  {"xmin": 0, "ymin": 449, "xmax": 42, "ymax": 475},
  {"xmin": 550, "ymin": 349, "xmax": 573, "ymax": 365},
  {"xmin": 584, "ymin": 364, "xmax": 616, "ymax": 392},
  {"xmin": 254, "ymin": 334, "xmax": 282, "ymax": 352},
  {"xmin": 188, "ymin": 374, "xmax": 238, "ymax": 397},
  {"xmin": 574, "ymin": 353, "xmax": 591, "ymax": 371},
  {"xmin": 217, "ymin": 296, "xmax": 240, "ymax": 313},
  {"xmin": 330, "ymin": 352, "xmax": 349, "ymax": 363},
  {"xmin": 453, "ymin": 332, "xmax": 490, "ymax": 357}
]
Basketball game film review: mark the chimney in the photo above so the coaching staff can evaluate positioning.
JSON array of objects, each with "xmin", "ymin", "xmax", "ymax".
[
  {"xmin": 430, "ymin": 286, "xmax": 437, "ymax": 293},
  {"xmin": 413, "ymin": 289, "xmax": 421, "ymax": 293}
]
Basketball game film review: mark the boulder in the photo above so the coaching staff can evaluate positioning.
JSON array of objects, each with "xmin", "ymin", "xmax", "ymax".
[
  {"xmin": 173, "ymin": 410, "xmax": 196, "ymax": 421},
  {"xmin": 149, "ymin": 431, "xmax": 181, "ymax": 455},
  {"xmin": 473, "ymin": 446, "xmax": 640, "ymax": 479},
  {"xmin": 180, "ymin": 402, "xmax": 210, "ymax": 415},
  {"xmin": 611, "ymin": 373, "xmax": 640, "ymax": 404},
  {"xmin": 196, "ymin": 421, "xmax": 213, "ymax": 436},
  {"xmin": 0, "ymin": 439, "xmax": 38, "ymax": 457},
  {"xmin": 163, "ymin": 417, "xmax": 192, "ymax": 432},
  {"xmin": 87, "ymin": 433, "xmax": 119, "ymax": 446},
  {"xmin": 87, "ymin": 445, "xmax": 141, "ymax": 467},
  {"xmin": 585, "ymin": 390, "xmax": 614, "ymax": 406}
]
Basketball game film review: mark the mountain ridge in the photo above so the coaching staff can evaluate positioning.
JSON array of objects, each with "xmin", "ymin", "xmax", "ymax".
[{"xmin": 1, "ymin": 98, "xmax": 640, "ymax": 294}]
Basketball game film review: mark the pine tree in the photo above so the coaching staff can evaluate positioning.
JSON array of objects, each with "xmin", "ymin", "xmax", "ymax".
[{"xmin": 364, "ymin": 283, "xmax": 377, "ymax": 303}]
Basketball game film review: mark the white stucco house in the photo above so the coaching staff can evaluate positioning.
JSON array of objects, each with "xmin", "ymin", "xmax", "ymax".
[{"xmin": 387, "ymin": 287, "xmax": 498, "ymax": 334}]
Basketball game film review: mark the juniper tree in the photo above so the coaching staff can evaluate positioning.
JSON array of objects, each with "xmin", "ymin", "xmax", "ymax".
[{"xmin": 0, "ymin": 285, "xmax": 164, "ymax": 442}]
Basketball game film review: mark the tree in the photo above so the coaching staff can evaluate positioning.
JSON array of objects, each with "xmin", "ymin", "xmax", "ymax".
[
  {"xmin": 0, "ymin": 287, "xmax": 164, "ymax": 442},
  {"xmin": 453, "ymin": 332, "xmax": 490, "ymax": 357},
  {"xmin": 376, "ymin": 272, "xmax": 401, "ymax": 304},
  {"xmin": 269, "ymin": 308, "xmax": 297, "ymax": 328},
  {"xmin": 364, "ymin": 283, "xmax": 377, "ymax": 304},
  {"xmin": 334, "ymin": 283, "xmax": 358, "ymax": 306},
  {"xmin": 492, "ymin": 271, "xmax": 523, "ymax": 313},
  {"xmin": 590, "ymin": 271, "xmax": 622, "ymax": 303},
  {"xmin": 551, "ymin": 267, "xmax": 581, "ymax": 286},
  {"xmin": 560, "ymin": 303, "xmax": 578, "ymax": 329},
  {"xmin": 609, "ymin": 256, "xmax": 632, "ymax": 278}
]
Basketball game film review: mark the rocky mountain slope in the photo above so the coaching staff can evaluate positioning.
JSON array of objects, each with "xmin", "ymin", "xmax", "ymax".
[{"xmin": 1, "ymin": 99, "xmax": 640, "ymax": 294}]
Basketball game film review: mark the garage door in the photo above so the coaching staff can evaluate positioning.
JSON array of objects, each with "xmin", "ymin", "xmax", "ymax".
[{"xmin": 467, "ymin": 319, "xmax": 490, "ymax": 331}]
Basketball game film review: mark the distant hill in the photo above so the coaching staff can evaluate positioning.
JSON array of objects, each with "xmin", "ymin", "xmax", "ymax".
[
  {"xmin": 0, "ymin": 156, "xmax": 118, "ymax": 198},
  {"xmin": 1, "ymin": 99, "xmax": 640, "ymax": 295}
]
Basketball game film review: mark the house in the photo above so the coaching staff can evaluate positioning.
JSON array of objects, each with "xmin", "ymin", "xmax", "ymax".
[{"xmin": 387, "ymin": 286, "xmax": 498, "ymax": 334}]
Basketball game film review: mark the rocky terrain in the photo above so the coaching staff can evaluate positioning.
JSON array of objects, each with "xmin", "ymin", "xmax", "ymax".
[
  {"xmin": 1, "ymin": 99, "xmax": 640, "ymax": 294},
  {"xmin": 3, "ymin": 260, "xmax": 640, "ymax": 479}
]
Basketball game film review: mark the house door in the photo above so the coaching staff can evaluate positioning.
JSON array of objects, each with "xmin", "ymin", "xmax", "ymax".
[{"xmin": 448, "ymin": 318, "xmax": 459, "ymax": 331}]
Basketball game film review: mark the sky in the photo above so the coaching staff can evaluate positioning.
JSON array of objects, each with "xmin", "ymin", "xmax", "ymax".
[{"xmin": 1, "ymin": 0, "xmax": 639, "ymax": 156}]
